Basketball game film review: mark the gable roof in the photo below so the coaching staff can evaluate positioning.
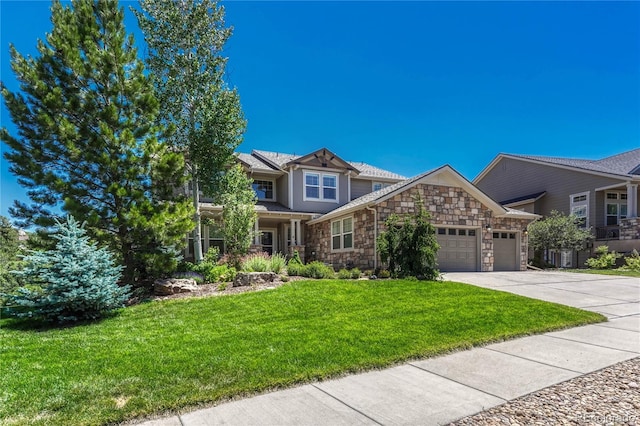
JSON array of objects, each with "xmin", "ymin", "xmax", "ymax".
[
  {"xmin": 243, "ymin": 148, "xmax": 405, "ymax": 181},
  {"xmin": 308, "ymin": 165, "xmax": 539, "ymax": 224},
  {"xmin": 474, "ymin": 148, "xmax": 640, "ymax": 183},
  {"xmin": 500, "ymin": 191, "xmax": 547, "ymax": 206}
]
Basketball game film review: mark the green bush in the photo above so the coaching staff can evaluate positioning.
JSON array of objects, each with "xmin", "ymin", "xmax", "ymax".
[
  {"xmin": 270, "ymin": 253, "xmax": 287, "ymax": 274},
  {"xmin": 192, "ymin": 262, "xmax": 236, "ymax": 283},
  {"xmin": 621, "ymin": 250, "xmax": 640, "ymax": 272},
  {"xmin": 337, "ymin": 268, "xmax": 352, "ymax": 279},
  {"xmin": 242, "ymin": 253, "xmax": 270, "ymax": 272},
  {"xmin": 378, "ymin": 269, "xmax": 391, "ymax": 279},
  {"xmin": 304, "ymin": 261, "xmax": 335, "ymax": 279},
  {"xmin": 289, "ymin": 250, "xmax": 302, "ymax": 265},
  {"xmin": 2, "ymin": 216, "xmax": 129, "ymax": 323},
  {"xmin": 286, "ymin": 261, "xmax": 305, "ymax": 277},
  {"xmin": 351, "ymin": 268, "xmax": 362, "ymax": 279},
  {"xmin": 585, "ymin": 245, "xmax": 622, "ymax": 269}
]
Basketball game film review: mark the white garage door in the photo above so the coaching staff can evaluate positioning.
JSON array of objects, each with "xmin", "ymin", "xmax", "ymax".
[
  {"xmin": 493, "ymin": 231, "xmax": 518, "ymax": 271},
  {"xmin": 436, "ymin": 228, "xmax": 478, "ymax": 272}
]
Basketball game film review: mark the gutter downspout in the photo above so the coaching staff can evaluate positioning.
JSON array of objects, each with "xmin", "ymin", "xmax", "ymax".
[{"xmin": 365, "ymin": 205, "xmax": 377, "ymax": 270}]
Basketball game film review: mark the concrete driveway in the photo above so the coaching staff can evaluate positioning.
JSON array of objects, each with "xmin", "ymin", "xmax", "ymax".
[{"xmin": 443, "ymin": 271, "xmax": 640, "ymax": 319}]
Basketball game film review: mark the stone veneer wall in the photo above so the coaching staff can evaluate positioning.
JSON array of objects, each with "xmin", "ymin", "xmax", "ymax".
[
  {"xmin": 306, "ymin": 184, "xmax": 532, "ymax": 272},
  {"xmin": 620, "ymin": 218, "xmax": 640, "ymax": 241}
]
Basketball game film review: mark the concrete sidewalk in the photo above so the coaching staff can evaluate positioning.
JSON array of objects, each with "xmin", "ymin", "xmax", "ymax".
[{"xmin": 138, "ymin": 272, "xmax": 639, "ymax": 426}]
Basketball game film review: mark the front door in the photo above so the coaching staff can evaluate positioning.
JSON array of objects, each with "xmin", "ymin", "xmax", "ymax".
[{"xmin": 260, "ymin": 230, "xmax": 274, "ymax": 255}]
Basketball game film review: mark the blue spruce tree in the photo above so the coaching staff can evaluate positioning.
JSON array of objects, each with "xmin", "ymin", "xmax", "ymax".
[{"xmin": 4, "ymin": 216, "xmax": 129, "ymax": 323}]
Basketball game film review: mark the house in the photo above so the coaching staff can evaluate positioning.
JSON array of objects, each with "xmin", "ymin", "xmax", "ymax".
[
  {"xmin": 188, "ymin": 147, "xmax": 539, "ymax": 272},
  {"xmin": 473, "ymin": 149, "xmax": 640, "ymax": 267}
]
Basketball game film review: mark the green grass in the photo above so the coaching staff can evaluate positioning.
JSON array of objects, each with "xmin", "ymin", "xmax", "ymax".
[
  {"xmin": 1, "ymin": 279, "xmax": 604, "ymax": 425},
  {"xmin": 564, "ymin": 268, "xmax": 640, "ymax": 277}
]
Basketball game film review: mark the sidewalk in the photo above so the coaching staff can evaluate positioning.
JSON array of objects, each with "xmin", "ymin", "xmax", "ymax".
[
  {"xmin": 138, "ymin": 272, "xmax": 639, "ymax": 426},
  {"xmin": 138, "ymin": 317, "xmax": 639, "ymax": 426}
]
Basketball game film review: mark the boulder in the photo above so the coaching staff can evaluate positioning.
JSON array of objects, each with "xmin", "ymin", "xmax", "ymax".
[
  {"xmin": 154, "ymin": 278, "xmax": 198, "ymax": 296},
  {"xmin": 234, "ymin": 272, "xmax": 277, "ymax": 287}
]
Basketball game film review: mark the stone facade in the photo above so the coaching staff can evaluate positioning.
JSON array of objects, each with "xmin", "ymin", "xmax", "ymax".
[
  {"xmin": 306, "ymin": 184, "xmax": 532, "ymax": 272},
  {"xmin": 620, "ymin": 218, "xmax": 640, "ymax": 241}
]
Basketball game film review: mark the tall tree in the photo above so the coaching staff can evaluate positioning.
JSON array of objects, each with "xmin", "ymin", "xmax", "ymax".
[
  {"xmin": 528, "ymin": 210, "xmax": 593, "ymax": 263},
  {"xmin": 135, "ymin": 0, "xmax": 247, "ymax": 263},
  {"xmin": 1, "ymin": 0, "xmax": 194, "ymax": 284}
]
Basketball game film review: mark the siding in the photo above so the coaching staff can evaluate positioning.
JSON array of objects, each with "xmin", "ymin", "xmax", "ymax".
[
  {"xmin": 351, "ymin": 178, "xmax": 373, "ymax": 200},
  {"xmin": 291, "ymin": 168, "xmax": 349, "ymax": 213},
  {"xmin": 276, "ymin": 174, "xmax": 289, "ymax": 208},
  {"xmin": 476, "ymin": 157, "xmax": 625, "ymax": 227}
]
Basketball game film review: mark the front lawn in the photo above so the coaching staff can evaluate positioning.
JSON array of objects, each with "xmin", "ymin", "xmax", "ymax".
[
  {"xmin": 564, "ymin": 269, "xmax": 640, "ymax": 278},
  {"xmin": 1, "ymin": 279, "xmax": 604, "ymax": 425}
]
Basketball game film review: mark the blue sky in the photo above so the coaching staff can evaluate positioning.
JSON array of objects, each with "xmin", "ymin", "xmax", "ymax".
[{"xmin": 1, "ymin": 1, "xmax": 639, "ymax": 221}]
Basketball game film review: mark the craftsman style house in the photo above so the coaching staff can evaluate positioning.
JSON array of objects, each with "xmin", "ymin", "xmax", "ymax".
[
  {"xmin": 474, "ymin": 149, "xmax": 640, "ymax": 267},
  {"xmin": 188, "ymin": 147, "xmax": 539, "ymax": 272}
]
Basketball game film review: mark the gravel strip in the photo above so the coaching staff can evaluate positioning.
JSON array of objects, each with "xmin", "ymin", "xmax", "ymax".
[{"xmin": 450, "ymin": 357, "xmax": 640, "ymax": 426}]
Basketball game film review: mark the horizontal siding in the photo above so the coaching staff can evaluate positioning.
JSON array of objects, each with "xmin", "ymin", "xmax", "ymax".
[
  {"xmin": 476, "ymin": 157, "xmax": 625, "ymax": 227},
  {"xmin": 351, "ymin": 179, "xmax": 372, "ymax": 200}
]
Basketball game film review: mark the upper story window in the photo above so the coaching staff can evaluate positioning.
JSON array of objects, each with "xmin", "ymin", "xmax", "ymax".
[
  {"xmin": 252, "ymin": 180, "xmax": 275, "ymax": 201},
  {"xmin": 304, "ymin": 171, "xmax": 338, "ymax": 202},
  {"xmin": 372, "ymin": 182, "xmax": 391, "ymax": 192},
  {"xmin": 569, "ymin": 191, "xmax": 589, "ymax": 228}
]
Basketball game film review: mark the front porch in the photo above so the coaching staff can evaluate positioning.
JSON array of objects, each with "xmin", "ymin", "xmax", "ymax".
[{"xmin": 594, "ymin": 183, "xmax": 639, "ymax": 251}]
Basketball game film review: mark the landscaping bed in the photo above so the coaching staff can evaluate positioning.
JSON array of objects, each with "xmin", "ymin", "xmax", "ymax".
[{"xmin": 0, "ymin": 279, "xmax": 605, "ymax": 425}]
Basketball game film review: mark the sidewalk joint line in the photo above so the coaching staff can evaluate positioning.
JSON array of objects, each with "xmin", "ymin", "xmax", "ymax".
[
  {"xmin": 407, "ymin": 362, "xmax": 508, "ymax": 403},
  {"xmin": 178, "ymin": 414, "xmax": 186, "ymax": 426},
  {"xmin": 542, "ymin": 333, "xmax": 640, "ymax": 354},
  {"xmin": 484, "ymin": 347, "xmax": 584, "ymax": 375},
  {"xmin": 310, "ymin": 384, "xmax": 384, "ymax": 425}
]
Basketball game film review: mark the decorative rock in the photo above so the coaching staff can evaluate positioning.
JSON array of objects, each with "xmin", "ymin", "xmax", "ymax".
[
  {"xmin": 154, "ymin": 278, "xmax": 198, "ymax": 296},
  {"xmin": 234, "ymin": 272, "xmax": 276, "ymax": 287}
]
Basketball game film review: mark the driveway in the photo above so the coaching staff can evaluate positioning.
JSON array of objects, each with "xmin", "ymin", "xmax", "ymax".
[{"xmin": 443, "ymin": 271, "xmax": 640, "ymax": 319}]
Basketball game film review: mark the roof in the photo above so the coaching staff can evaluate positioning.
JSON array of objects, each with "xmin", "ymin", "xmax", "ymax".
[
  {"xmin": 475, "ymin": 148, "xmax": 640, "ymax": 183},
  {"xmin": 308, "ymin": 165, "xmax": 539, "ymax": 224},
  {"xmin": 239, "ymin": 148, "xmax": 405, "ymax": 181},
  {"xmin": 500, "ymin": 191, "xmax": 546, "ymax": 206}
]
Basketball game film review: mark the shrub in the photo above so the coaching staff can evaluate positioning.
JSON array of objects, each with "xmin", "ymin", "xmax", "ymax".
[
  {"xmin": 304, "ymin": 261, "xmax": 335, "ymax": 279},
  {"xmin": 289, "ymin": 250, "xmax": 303, "ymax": 265},
  {"xmin": 337, "ymin": 268, "xmax": 352, "ymax": 279},
  {"xmin": 270, "ymin": 253, "xmax": 287, "ymax": 274},
  {"xmin": 281, "ymin": 275, "xmax": 290, "ymax": 282},
  {"xmin": 2, "ymin": 216, "xmax": 129, "ymax": 323},
  {"xmin": 286, "ymin": 261, "xmax": 305, "ymax": 277},
  {"xmin": 242, "ymin": 252, "xmax": 270, "ymax": 272},
  {"xmin": 621, "ymin": 250, "xmax": 640, "ymax": 272},
  {"xmin": 192, "ymin": 262, "xmax": 236, "ymax": 283},
  {"xmin": 585, "ymin": 245, "xmax": 622, "ymax": 269},
  {"xmin": 351, "ymin": 268, "xmax": 362, "ymax": 279},
  {"xmin": 378, "ymin": 269, "xmax": 391, "ymax": 279}
]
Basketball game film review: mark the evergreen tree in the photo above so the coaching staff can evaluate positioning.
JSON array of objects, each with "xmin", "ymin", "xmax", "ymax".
[
  {"xmin": 0, "ymin": 216, "xmax": 22, "ymax": 296},
  {"xmin": 219, "ymin": 165, "xmax": 257, "ymax": 268},
  {"xmin": 135, "ymin": 0, "xmax": 247, "ymax": 263},
  {"xmin": 3, "ymin": 216, "xmax": 129, "ymax": 323},
  {"xmin": 1, "ymin": 0, "xmax": 194, "ymax": 283}
]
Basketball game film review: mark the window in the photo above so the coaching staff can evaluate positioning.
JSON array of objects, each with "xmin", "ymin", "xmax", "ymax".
[
  {"xmin": 331, "ymin": 217, "xmax": 353, "ymax": 251},
  {"xmin": 372, "ymin": 182, "xmax": 391, "ymax": 192},
  {"xmin": 252, "ymin": 180, "xmax": 274, "ymax": 200},
  {"xmin": 605, "ymin": 192, "xmax": 627, "ymax": 226},
  {"xmin": 437, "ymin": 228, "xmax": 446, "ymax": 235},
  {"xmin": 569, "ymin": 192, "xmax": 589, "ymax": 228},
  {"xmin": 304, "ymin": 171, "xmax": 338, "ymax": 202}
]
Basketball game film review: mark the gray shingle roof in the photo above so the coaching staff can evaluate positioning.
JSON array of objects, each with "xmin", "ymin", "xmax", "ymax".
[
  {"xmin": 236, "ymin": 153, "xmax": 277, "ymax": 171},
  {"xmin": 510, "ymin": 148, "xmax": 640, "ymax": 177},
  {"xmin": 252, "ymin": 150, "xmax": 299, "ymax": 168}
]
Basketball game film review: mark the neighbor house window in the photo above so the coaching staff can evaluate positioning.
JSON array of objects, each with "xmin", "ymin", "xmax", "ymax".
[
  {"xmin": 569, "ymin": 192, "xmax": 589, "ymax": 228},
  {"xmin": 605, "ymin": 192, "xmax": 627, "ymax": 226},
  {"xmin": 252, "ymin": 180, "xmax": 274, "ymax": 201},
  {"xmin": 331, "ymin": 217, "xmax": 353, "ymax": 251},
  {"xmin": 372, "ymin": 182, "xmax": 391, "ymax": 192},
  {"xmin": 304, "ymin": 171, "xmax": 338, "ymax": 202}
]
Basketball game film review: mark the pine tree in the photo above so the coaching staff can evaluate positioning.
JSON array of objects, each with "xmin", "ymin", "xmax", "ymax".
[
  {"xmin": 1, "ymin": 0, "xmax": 194, "ymax": 283},
  {"xmin": 3, "ymin": 216, "xmax": 129, "ymax": 323},
  {"xmin": 135, "ymin": 0, "xmax": 247, "ymax": 262}
]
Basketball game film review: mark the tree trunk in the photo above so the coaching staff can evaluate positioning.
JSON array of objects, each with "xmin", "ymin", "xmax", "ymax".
[{"xmin": 192, "ymin": 164, "xmax": 203, "ymax": 263}]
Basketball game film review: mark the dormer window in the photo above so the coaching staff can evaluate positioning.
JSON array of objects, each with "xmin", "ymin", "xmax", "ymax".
[
  {"xmin": 252, "ymin": 180, "xmax": 274, "ymax": 201},
  {"xmin": 304, "ymin": 171, "xmax": 338, "ymax": 202}
]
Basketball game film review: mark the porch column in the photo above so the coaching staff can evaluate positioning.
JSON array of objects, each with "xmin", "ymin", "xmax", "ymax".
[
  {"xmin": 296, "ymin": 220, "xmax": 302, "ymax": 245},
  {"xmin": 290, "ymin": 219, "xmax": 297, "ymax": 245},
  {"xmin": 254, "ymin": 218, "xmax": 260, "ymax": 245},
  {"xmin": 627, "ymin": 183, "xmax": 638, "ymax": 218}
]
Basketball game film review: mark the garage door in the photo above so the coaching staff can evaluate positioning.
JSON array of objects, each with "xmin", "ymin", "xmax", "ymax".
[
  {"xmin": 493, "ymin": 231, "xmax": 518, "ymax": 271},
  {"xmin": 436, "ymin": 228, "xmax": 478, "ymax": 272}
]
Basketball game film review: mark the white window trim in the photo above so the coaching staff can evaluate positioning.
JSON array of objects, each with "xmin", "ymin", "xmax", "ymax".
[
  {"xmin": 372, "ymin": 181, "xmax": 391, "ymax": 192},
  {"xmin": 252, "ymin": 179, "xmax": 276, "ymax": 201},
  {"xmin": 331, "ymin": 216, "xmax": 354, "ymax": 252},
  {"xmin": 303, "ymin": 170, "xmax": 339, "ymax": 203},
  {"xmin": 605, "ymin": 191, "xmax": 628, "ymax": 225},
  {"xmin": 569, "ymin": 191, "xmax": 589, "ymax": 228}
]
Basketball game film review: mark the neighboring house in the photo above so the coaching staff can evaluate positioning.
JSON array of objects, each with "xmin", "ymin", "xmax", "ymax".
[
  {"xmin": 188, "ymin": 147, "xmax": 538, "ymax": 272},
  {"xmin": 474, "ymin": 149, "xmax": 640, "ymax": 267}
]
